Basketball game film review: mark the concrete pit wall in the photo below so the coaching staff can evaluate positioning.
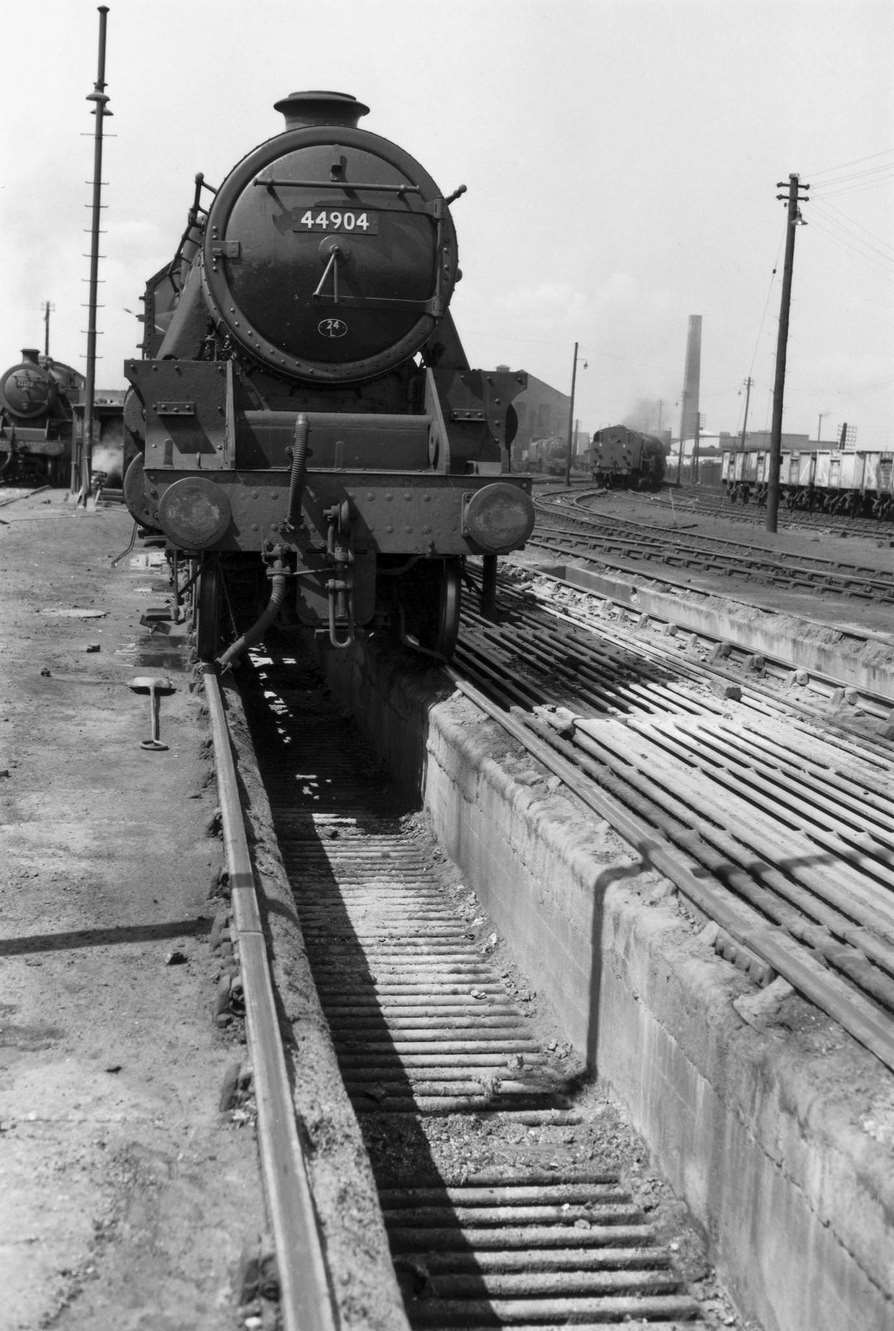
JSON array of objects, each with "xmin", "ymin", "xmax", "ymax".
[
  {"xmin": 542, "ymin": 561, "xmax": 894, "ymax": 701},
  {"xmin": 317, "ymin": 641, "xmax": 893, "ymax": 1331}
]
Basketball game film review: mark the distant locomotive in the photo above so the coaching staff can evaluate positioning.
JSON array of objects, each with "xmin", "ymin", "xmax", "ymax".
[
  {"xmin": 123, "ymin": 90, "xmax": 535, "ymax": 660},
  {"xmin": 591, "ymin": 425, "xmax": 666, "ymax": 489},
  {"xmin": 722, "ymin": 448, "xmax": 894, "ymax": 518},
  {"xmin": 0, "ymin": 349, "xmax": 84, "ymax": 484}
]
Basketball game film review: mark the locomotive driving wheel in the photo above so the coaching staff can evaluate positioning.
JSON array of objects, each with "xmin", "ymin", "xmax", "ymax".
[
  {"xmin": 398, "ymin": 557, "xmax": 462, "ymax": 660},
  {"xmin": 193, "ymin": 558, "xmax": 223, "ymax": 661}
]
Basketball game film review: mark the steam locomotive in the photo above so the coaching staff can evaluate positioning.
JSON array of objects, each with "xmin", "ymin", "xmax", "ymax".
[
  {"xmin": 590, "ymin": 425, "xmax": 666, "ymax": 489},
  {"xmin": 123, "ymin": 90, "xmax": 535, "ymax": 661},
  {"xmin": 0, "ymin": 349, "xmax": 85, "ymax": 484}
]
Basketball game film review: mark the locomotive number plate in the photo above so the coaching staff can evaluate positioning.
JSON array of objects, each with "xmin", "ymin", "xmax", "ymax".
[{"xmin": 296, "ymin": 207, "xmax": 378, "ymax": 234}]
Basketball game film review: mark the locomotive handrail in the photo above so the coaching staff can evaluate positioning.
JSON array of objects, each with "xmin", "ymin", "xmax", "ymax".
[
  {"xmin": 253, "ymin": 177, "xmax": 422, "ymax": 194},
  {"xmin": 307, "ymin": 293, "xmax": 443, "ymax": 310}
]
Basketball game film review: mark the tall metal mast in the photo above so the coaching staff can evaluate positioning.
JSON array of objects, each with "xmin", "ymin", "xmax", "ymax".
[{"xmin": 77, "ymin": 5, "xmax": 112, "ymax": 504}]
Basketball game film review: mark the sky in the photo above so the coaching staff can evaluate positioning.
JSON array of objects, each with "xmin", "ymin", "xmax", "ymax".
[{"xmin": 3, "ymin": 0, "xmax": 893, "ymax": 448}]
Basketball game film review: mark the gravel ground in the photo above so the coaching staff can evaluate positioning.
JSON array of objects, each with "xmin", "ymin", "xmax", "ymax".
[{"xmin": 0, "ymin": 492, "xmax": 266, "ymax": 1330}]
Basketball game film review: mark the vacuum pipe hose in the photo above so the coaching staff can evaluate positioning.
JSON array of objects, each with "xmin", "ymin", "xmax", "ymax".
[{"xmin": 216, "ymin": 569, "xmax": 287, "ymax": 671}]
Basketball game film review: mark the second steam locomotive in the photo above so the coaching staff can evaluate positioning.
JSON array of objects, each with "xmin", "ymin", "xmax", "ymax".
[
  {"xmin": 590, "ymin": 425, "xmax": 666, "ymax": 490},
  {"xmin": 123, "ymin": 90, "xmax": 535, "ymax": 661},
  {"xmin": 0, "ymin": 349, "xmax": 84, "ymax": 484}
]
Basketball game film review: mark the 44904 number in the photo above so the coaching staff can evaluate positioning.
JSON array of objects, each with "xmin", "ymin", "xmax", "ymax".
[{"xmin": 296, "ymin": 209, "xmax": 378, "ymax": 234}]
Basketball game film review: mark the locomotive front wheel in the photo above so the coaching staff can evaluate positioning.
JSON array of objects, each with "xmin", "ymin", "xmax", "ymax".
[
  {"xmin": 399, "ymin": 557, "xmax": 462, "ymax": 660},
  {"xmin": 431, "ymin": 559, "xmax": 462, "ymax": 659},
  {"xmin": 193, "ymin": 559, "xmax": 223, "ymax": 660}
]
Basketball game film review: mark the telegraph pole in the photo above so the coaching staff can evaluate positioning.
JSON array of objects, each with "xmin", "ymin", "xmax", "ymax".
[
  {"xmin": 767, "ymin": 172, "xmax": 809, "ymax": 532},
  {"xmin": 564, "ymin": 341, "xmax": 579, "ymax": 486},
  {"xmin": 739, "ymin": 376, "xmax": 753, "ymax": 451},
  {"xmin": 77, "ymin": 5, "xmax": 112, "ymax": 506}
]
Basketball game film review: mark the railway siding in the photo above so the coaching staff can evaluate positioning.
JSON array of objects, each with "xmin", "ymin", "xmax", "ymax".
[{"xmin": 317, "ymin": 633, "xmax": 894, "ymax": 1331}]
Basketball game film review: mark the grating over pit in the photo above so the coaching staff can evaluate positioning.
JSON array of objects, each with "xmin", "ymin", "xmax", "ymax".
[{"xmin": 244, "ymin": 651, "xmax": 708, "ymax": 1329}]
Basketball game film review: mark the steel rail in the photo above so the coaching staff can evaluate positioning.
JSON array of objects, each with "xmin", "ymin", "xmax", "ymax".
[
  {"xmin": 534, "ymin": 502, "xmax": 894, "ymax": 595},
  {"xmin": 203, "ymin": 666, "xmax": 336, "ymax": 1331},
  {"xmin": 536, "ymin": 497, "xmax": 885, "ymax": 568},
  {"xmin": 551, "ymin": 492, "xmax": 890, "ymax": 574},
  {"xmin": 644, "ymin": 489, "xmax": 894, "ymax": 538},
  {"xmin": 444, "ymin": 665, "xmax": 894, "ymax": 1074},
  {"xmin": 532, "ymin": 522, "xmax": 894, "ymax": 599}
]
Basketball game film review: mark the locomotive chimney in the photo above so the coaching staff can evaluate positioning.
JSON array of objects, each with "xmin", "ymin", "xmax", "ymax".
[
  {"xmin": 274, "ymin": 90, "xmax": 370, "ymax": 130},
  {"xmin": 21, "ymin": 349, "xmax": 40, "ymax": 364}
]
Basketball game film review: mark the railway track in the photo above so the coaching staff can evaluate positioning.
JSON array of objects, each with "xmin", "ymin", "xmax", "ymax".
[
  {"xmin": 231, "ymin": 652, "xmax": 711, "ymax": 1329},
  {"xmin": 533, "ymin": 493, "xmax": 894, "ymax": 601},
  {"xmin": 647, "ymin": 487, "xmax": 894, "ymax": 539}
]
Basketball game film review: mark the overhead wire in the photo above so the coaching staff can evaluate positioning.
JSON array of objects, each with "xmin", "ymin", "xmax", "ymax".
[
  {"xmin": 805, "ymin": 146, "xmax": 894, "ymax": 176},
  {"xmin": 810, "ymin": 160, "xmax": 894, "ymax": 188},
  {"xmin": 746, "ymin": 236, "xmax": 783, "ymax": 385},
  {"xmin": 810, "ymin": 198, "xmax": 894, "ymax": 261},
  {"xmin": 808, "ymin": 207, "xmax": 894, "ymax": 282},
  {"xmin": 811, "ymin": 170, "xmax": 894, "ymax": 201},
  {"xmin": 804, "ymin": 146, "xmax": 894, "ymax": 184}
]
